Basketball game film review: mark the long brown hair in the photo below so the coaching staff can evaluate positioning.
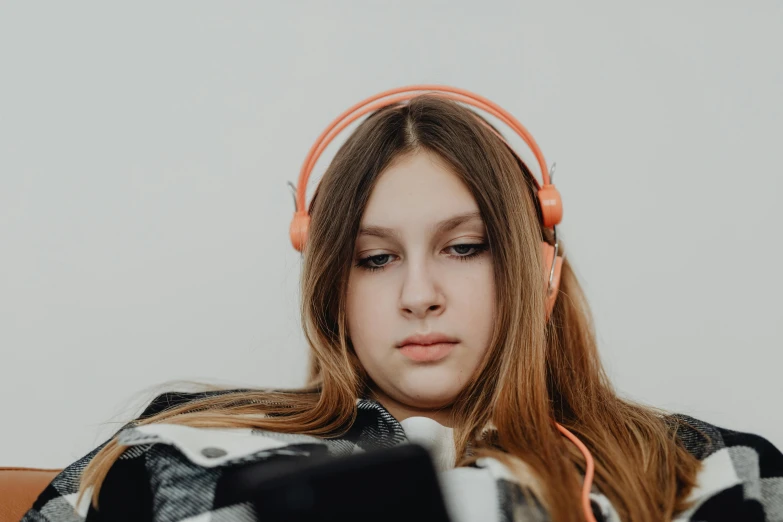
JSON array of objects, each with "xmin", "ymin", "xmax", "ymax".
[{"xmin": 79, "ymin": 94, "xmax": 702, "ymax": 521}]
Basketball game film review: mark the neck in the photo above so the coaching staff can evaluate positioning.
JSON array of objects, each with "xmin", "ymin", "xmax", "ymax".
[{"xmin": 366, "ymin": 385, "xmax": 454, "ymax": 427}]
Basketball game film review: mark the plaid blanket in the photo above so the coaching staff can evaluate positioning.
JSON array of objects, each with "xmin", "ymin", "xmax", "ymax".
[{"xmin": 21, "ymin": 390, "xmax": 783, "ymax": 521}]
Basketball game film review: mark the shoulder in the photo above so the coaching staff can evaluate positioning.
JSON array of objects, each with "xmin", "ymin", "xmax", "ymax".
[
  {"xmin": 666, "ymin": 412, "xmax": 783, "ymax": 468},
  {"xmin": 21, "ymin": 389, "xmax": 254, "ymax": 522},
  {"xmin": 665, "ymin": 413, "xmax": 783, "ymax": 521}
]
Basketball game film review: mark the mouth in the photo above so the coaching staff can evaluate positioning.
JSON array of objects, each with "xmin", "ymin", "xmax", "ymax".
[{"xmin": 398, "ymin": 342, "xmax": 457, "ymax": 362}]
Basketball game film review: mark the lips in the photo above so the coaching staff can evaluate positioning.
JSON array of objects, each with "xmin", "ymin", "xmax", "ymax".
[
  {"xmin": 398, "ymin": 342, "xmax": 456, "ymax": 362},
  {"xmin": 398, "ymin": 332, "xmax": 459, "ymax": 348}
]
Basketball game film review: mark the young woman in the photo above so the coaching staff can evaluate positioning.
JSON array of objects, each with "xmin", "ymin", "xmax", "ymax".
[{"xmin": 23, "ymin": 86, "xmax": 783, "ymax": 522}]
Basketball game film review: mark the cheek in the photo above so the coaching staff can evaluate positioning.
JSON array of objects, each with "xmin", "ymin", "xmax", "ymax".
[
  {"xmin": 345, "ymin": 276, "xmax": 388, "ymax": 350},
  {"xmin": 460, "ymin": 262, "xmax": 496, "ymax": 322},
  {"xmin": 471, "ymin": 269, "xmax": 497, "ymax": 354}
]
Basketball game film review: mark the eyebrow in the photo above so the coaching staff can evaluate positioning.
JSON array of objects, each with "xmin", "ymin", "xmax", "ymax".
[{"xmin": 357, "ymin": 211, "xmax": 484, "ymax": 241}]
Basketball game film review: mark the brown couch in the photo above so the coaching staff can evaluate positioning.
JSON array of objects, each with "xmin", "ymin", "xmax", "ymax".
[{"xmin": 0, "ymin": 468, "xmax": 61, "ymax": 522}]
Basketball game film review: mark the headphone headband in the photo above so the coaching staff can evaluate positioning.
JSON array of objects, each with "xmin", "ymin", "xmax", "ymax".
[{"xmin": 292, "ymin": 84, "xmax": 563, "ymax": 229}]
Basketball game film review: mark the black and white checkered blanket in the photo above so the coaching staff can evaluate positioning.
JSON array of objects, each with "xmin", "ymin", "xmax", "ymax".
[{"xmin": 21, "ymin": 390, "xmax": 783, "ymax": 521}]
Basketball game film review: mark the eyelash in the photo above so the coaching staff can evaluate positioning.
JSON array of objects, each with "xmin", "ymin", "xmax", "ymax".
[{"xmin": 355, "ymin": 243, "xmax": 489, "ymax": 272}]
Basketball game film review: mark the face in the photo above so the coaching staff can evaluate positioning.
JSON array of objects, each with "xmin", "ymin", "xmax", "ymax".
[{"xmin": 345, "ymin": 149, "xmax": 496, "ymax": 423}]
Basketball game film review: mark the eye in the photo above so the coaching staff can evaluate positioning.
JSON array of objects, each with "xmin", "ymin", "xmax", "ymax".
[
  {"xmin": 355, "ymin": 243, "xmax": 489, "ymax": 273},
  {"xmin": 446, "ymin": 243, "xmax": 489, "ymax": 261},
  {"xmin": 359, "ymin": 253, "xmax": 393, "ymax": 271}
]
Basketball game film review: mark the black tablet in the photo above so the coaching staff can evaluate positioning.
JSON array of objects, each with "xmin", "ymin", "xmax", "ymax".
[{"xmin": 217, "ymin": 443, "xmax": 452, "ymax": 521}]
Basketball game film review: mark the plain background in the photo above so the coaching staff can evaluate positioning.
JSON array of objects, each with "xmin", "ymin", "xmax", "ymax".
[{"xmin": 1, "ymin": 2, "xmax": 781, "ymax": 468}]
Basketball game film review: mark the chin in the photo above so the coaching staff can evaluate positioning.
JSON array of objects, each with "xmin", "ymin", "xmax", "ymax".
[
  {"xmin": 389, "ymin": 362, "xmax": 473, "ymax": 408},
  {"xmin": 397, "ymin": 380, "xmax": 462, "ymax": 410}
]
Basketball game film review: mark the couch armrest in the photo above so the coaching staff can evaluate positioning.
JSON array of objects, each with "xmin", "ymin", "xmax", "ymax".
[{"xmin": 0, "ymin": 467, "xmax": 62, "ymax": 522}]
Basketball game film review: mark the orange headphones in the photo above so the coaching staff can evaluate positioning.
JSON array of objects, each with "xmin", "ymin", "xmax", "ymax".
[
  {"xmin": 288, "ymin": 85, "xmax": 596, "ymax": 521},
  {"xmin": 289, "ymin": 84, "xmax": 564, "ymax": 320}
]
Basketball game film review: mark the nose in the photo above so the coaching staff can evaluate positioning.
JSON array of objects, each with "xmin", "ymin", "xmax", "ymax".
[{"xmin": 399, "ymin": 257, "xmax": 444, "ymax": 319}]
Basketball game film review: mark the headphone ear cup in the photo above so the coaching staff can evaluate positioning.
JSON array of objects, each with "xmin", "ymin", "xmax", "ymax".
[
  {"xmin": 290, "ymin": 212, "xmax": 310, "ymax": 252},
  {"xmin": 538, "ymin": 185, "xmax": 563, "ymax": 228},
  {"xmin": 540, "ymin": 241, "xmax": 563, "ymax": 320}
]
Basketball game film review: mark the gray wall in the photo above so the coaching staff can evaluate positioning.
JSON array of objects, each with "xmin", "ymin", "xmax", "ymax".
[{"xmin": 1, "ymin": 1, "xmax": 780, "ymax": 468}]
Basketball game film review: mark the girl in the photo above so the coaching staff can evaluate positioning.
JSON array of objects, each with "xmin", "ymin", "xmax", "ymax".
[{"xmin": 22, "ymin": 86, "xmax": 783, "ymax": 522}]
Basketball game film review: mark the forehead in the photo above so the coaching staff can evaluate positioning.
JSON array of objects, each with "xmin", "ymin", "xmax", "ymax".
[{"xmin": 359, "ymin": 151, "xmax": 482, "ymax": 233}]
